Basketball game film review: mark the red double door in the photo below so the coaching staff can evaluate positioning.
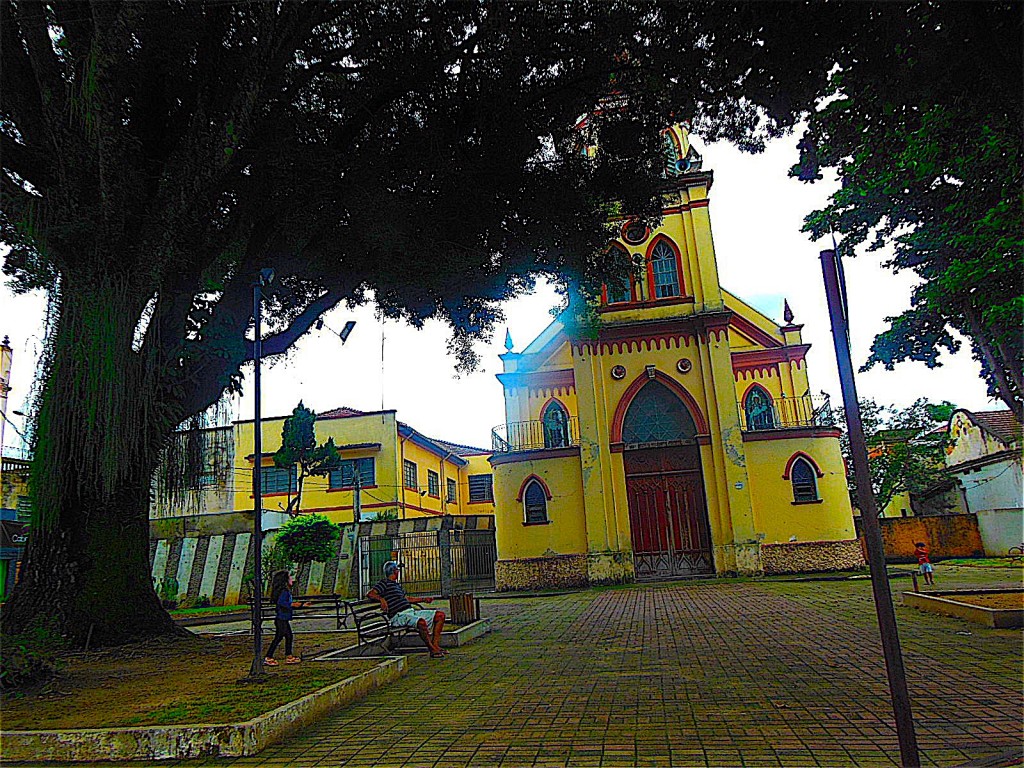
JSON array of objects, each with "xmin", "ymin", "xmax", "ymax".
[{"xmin": 624, "ymin": 446, "xmax": 714, "ymax": 580}]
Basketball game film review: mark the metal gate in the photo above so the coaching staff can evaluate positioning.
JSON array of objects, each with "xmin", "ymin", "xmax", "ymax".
[
  {"xmin": 625, "ymin": 445, "xmax": 714, "ymax": 580},
  {"xmin": 358, "ymin": 526, "xmax": 496, "ymax": 596}
]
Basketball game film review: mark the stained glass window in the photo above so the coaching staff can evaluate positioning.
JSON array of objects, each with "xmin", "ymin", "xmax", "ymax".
[
  {"xmin": 651, "ymin": 241, "xmax": 680, "ymax": 298},
  {"xmin": 542, "ymin": 401, "xmax": 570, "ymax": 448},
  {"xmin": 622, "ymin": 381, "xmax": 697, "ymax": 444},
  {"xmin": 524, "ymin": 480, "xmax": 548, "ymax": 524},
  {"xmin": 744, "ymin": 387, "xmax": 776, "ymax": 430},
  {"xmin": 791, "ymin": 458, "xmax": 819, "ymax": 502}
]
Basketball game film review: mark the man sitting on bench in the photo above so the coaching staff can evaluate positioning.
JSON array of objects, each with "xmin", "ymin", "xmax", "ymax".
[{"xmin": 367, "ymin": 561, "xmax": 448, "ymax": 658}]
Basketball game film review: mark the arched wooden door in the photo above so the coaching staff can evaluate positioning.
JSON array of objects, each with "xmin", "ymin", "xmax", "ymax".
[{"xmin": 619, "ymin": 380, "xmax": 714, "ymax": 580}]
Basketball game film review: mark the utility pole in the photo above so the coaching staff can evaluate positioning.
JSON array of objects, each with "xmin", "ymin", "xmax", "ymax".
[
  {"xmin": 820, "ymin": 249, "xmax": 920, "ymax": 767},
  {"xmin": 248, "ymin": 268, "xmax": 274, "ymax": 680},
  {"xmin": 353, "ymin": 472, "xmax": 362, "ymax": 524}
]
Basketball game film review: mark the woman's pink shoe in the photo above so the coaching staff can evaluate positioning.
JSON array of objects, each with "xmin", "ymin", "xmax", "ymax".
[
  {"xmin": 264, "ymin": 657, "xmax": 279, "ymax": 666},
  {"xmin": 285, "ymin": 655, "xmax": 302, "ymax": 664}
]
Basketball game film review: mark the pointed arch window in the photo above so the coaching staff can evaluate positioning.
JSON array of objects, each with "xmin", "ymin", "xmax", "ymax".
[
  {"xmin": 744, "ymin": 386, "xmax": 776, "ymax": 431},
  {"xmin": 622, "ymin": 381, "xmax": 697, "ymax": 444},
  {"xmin": 523, "ymin": 480, "xmax": 549, "ymax": 524},
  {"xmin": 791, "ymin": 458, "xmax": 819, "ymax": 503},
  {"xmin": 650, "ymin": 240, "xmax": 681, "ymax": 298},
  {"xmin": 542, "ymin": 401, "xmax": 570, "ymax": 448}
]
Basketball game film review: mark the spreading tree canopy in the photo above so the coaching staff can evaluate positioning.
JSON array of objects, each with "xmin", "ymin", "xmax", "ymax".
[
  {"xmin": 792, "ymin": 2, "xmax": 1023, "ymax": 420},
  {"xmin": 2, "ymin": 1, "xmax": 1015, "ymax": 646}
]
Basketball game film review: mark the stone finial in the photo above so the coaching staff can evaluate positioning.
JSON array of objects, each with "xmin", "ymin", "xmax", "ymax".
[
  {"xmin": 1, "ymin": 335, "xmax": 9, "ymax": 347},
  {"xmin": 504, "ymin": 329, "xmax": 514, "ymax": 352},
  {"xmin": 783, "ymin": 300, "xmax": 795, "ymax": 324}
]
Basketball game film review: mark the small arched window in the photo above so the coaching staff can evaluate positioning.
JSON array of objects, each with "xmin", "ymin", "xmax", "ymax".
[
  {"xmin": 650, "ymin": 240, "xmax": 680, "ymax": 298},
  {"xmin": 542, "ymin": 401, "xmax": 570, "ymax": 448},
  {"xmin": 523, "ymin": 480, "xmax": 548, "ymax": 524},
  {"xmin": 791, "ymin": 458, "xmax": 819, "ymax": 503},
  {"xmin": 744, "ymin": 386, "xmax": 775, "ymax": 431}
]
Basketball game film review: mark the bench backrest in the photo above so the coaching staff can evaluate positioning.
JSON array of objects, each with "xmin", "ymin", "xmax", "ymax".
[{"xmin": 348, "ymin": 599, "xmax": 392, "ymax": 645}]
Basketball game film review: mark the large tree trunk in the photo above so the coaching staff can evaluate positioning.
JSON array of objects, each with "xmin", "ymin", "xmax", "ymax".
[{"xmin": 2, "ymin": 275, "xmax": 184, "ymax": 646}]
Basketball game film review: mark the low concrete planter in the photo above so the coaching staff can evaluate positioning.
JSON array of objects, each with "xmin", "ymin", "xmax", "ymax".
[
  {"xmin": 903, "ymin": 589, "xmax": 1023, "ymax": 628},
  {"xmin": 1, "ymin": 656, "xmax": 405, "ymax": 762}
]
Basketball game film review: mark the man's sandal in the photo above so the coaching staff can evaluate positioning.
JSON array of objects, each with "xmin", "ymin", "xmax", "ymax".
[
  {"xmin": 264, "ymin": 658, "xmax": 279, "ymax": 666},
  {"xmin": 285, "ymin": 656, "xmax": 302, "ymax": 664}
]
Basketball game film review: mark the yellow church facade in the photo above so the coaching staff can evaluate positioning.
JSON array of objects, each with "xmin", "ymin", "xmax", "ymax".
[{"xmin": 489, "ymin": 125, "xmax": 862, "ymax": 590}]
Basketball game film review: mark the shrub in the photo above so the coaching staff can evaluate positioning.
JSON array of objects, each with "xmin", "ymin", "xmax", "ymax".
[{"xmin": 276, "ymin": 514, "xmax": 341, "ymax": 564}]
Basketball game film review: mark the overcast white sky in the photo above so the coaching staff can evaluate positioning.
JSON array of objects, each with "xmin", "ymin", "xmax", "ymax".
[{"xmin": 0, "ymin": 133, "xmax": 997, "ymax": 453}]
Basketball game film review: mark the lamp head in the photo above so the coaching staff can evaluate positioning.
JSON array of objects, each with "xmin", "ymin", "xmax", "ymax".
[
  {"xmin": 339, "ymin": 320, "xmax": 356, "ymax": 344},
  {"xmin": 259, "ymin": 268, "xmax": 275, "ymax": 286}
]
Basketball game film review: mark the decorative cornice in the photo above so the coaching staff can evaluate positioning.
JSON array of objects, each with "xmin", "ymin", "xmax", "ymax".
[
  {"xmin": 571, "ymin": 311, "xmax": 731, "ymax": 355},
  {"xmin": 497, "ymin": 368, "xmax": 575, "ymax": 396},
  {"xmin": 741, "ymin": 427, "xmax": 842, "ymax": 442},
  {"xmin": 489, "ymin": 445, "xmax": 581, "ymax": 466},
  {"xmin": 732, "ymin": 345, "xmax": 811, "ymax": 380}
]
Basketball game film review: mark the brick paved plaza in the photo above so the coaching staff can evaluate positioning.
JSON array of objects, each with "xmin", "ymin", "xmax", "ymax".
[{"xmin": 11, "ymin": 565, "xmax": 1023, "ymax": 767}]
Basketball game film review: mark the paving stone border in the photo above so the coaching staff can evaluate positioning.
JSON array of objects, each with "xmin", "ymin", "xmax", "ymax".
[{"xmin": 0, "ymin": 656, "xmax": 405, "ymax": 762}]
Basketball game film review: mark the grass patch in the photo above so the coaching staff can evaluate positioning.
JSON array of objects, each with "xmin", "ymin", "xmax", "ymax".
[
  {"xmin": 169, "ymin": 604, "xmax": 248, "ymax": 618},
  {"xmin": 1, "ymin": 631, "xmax": 373, "ymax": 730}
]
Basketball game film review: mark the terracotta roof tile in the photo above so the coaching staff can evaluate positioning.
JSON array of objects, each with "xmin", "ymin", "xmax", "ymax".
[
  {"xmin": 969, "ymin": 409, "xmax": 1022, "ymax": 445},
  {"xmin": 318, "ymin": 406, "xmax": 367, "ymax": 419}
]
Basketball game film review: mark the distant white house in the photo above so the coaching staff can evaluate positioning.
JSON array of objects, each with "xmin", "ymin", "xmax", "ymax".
[{"xmin": 944, "ymin": 409, "xmax": 1022, "ymax": 556}]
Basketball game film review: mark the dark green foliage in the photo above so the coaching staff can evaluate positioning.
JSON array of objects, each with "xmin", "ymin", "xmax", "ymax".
[
  {"xmin": 835, "ymin": 398, "xmax": 954, "ymax": 513},
  {"xmin": 6, "ymin": 1, "xmax": 997, "ymax": 644},
  {"xmin": 276, "ymin": 514, "xmax": 341, "ymax": 565},
  {"xmin": 272, "ymin": 403, "xmax": 341, "ymax": 514},
  {"xmin": 792, "ymin": 3, "xmax": 1023, "ymax": 420}
]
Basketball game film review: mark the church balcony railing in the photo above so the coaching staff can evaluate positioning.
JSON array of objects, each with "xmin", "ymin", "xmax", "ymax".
[
  {"xmin": 741, "ymin": 393, "xmax": 835, "ymax": 432},
  {"xmin": 491, "ymin": 417, "xmax": 581, "ymax": 453}
]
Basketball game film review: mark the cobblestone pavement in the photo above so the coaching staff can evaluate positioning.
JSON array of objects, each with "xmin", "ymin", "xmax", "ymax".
[{"xmin": 12, "ymin": 565, "xmax": 1023, "ymax": 767}]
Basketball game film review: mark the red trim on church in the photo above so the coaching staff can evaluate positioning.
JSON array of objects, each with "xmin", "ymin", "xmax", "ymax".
[
  {"xmin": 782, "ymin": 451, "xmax": 826, "ymax": 479},
  {"xmin": 732, "ymin": 345, "xmax": 810, "ymax": 379},
  {"xmin": 516, "ymin": 474, "xmax": 554, "ymax": 502},
  {"xmin": 729, "ymin": 314, "xmax": 784, "ymax": 349},
  {"xmin": 609, "ymin": 370, "xmax": 709, "ymax": 442}
]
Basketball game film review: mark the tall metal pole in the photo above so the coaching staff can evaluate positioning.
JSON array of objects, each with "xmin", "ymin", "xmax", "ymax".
[
  {"xmin": 249, "ymin": 278, "xmax": 265, "ymax": 679},
  {"xmin": 820, "ymin": 249, "xmax": 920, "ymax": 767}
]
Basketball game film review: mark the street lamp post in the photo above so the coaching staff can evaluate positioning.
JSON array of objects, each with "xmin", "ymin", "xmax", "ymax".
[
  {"xmin": 820, "ymin": 248, "xmax": 920, "ymax": 767},
  {"xmin": 249, "ymin": 268, "xmax": 274, "ymax": 680}
]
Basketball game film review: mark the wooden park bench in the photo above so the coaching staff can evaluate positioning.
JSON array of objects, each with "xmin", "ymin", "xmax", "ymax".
[
  {"xmin": 248, "ymin": 593, "xmax": 349, "ymax": 630},
  {"xmin": 344, "ymin": 598, "xmax": 429, "ymax": 654}
]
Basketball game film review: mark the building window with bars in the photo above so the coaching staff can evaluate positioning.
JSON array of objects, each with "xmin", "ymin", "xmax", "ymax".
[
  {"xmin": 790, "ymin": 458, "xmax": 820, "ymax": 503},
  {"xmin": 468, "ymin": 474, "xmax": 493, "ymax": 503},
  {"xmin": 259, "ymin": 465, "xmax": 296, "ymax": 495},
  {"xmin": 403, "ymin": 459, "xmax": 418, "ymax": 490},
  {"xmin": 329, "ymin": 457, "xmax": 375, "ymax": 489},
  {"xmin": 427, "ymin": 470, "xmax": 440, "ymax": 497},
  {"xmin": 523, "ymin": 480, "xmax": 548, "ymax": 525},
  {"xmin": 446, "ymin": 477, "xmax": 457, "ymax": 504}
]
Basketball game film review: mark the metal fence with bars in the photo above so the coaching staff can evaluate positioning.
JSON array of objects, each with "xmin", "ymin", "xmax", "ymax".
[
  {"xmin": 491, "ymin": 416, "xmax": 581, "ymax": 453},
  {"xmin": 358, "ymin": 524, "xmax": 497, "ymax": 597}
]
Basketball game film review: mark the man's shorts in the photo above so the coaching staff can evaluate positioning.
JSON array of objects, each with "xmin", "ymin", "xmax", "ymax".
[
  {"xmin": 919, "ymin": 563, "xmax": 934, "ymax": 574},
  {"xmin": 390, "ymin": 607, "xmax": 437, "ymax": 628}
]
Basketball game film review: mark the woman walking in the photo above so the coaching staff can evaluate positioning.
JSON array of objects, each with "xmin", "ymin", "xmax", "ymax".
[{"xmin": 264, "ymin": 570, "xmax": 303, "ymax": 666}]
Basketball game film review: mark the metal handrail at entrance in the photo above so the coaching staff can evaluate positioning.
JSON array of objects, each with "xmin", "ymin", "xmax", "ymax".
[
  {"xmin": 491, "ymin": 416, "xmax": 581, "ymax": 453},
  {"xmin": 740, "ymin": 393, "xmax": 834, "ymax": 432}
]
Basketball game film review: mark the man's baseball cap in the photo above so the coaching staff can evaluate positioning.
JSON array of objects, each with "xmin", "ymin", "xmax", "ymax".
[{"xmin": 383, "ymin": 561, "xmax": 403, "ymax": 576}]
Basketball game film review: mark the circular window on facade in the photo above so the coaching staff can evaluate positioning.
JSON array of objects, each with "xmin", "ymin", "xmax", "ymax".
[
  {"xmin": 621, "ymin": 220, "xmax": 648, "ymax": 245},
  {"xmin": 676, "ymin": 358, "xmax": 693, "ymax": 374},
  {"xmin": 610, "ymin": 365, "xmax": 627, "ymax": 380}
]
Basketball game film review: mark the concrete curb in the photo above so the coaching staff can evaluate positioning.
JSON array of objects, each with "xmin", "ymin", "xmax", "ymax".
[
  {"xmin": 902, "ymin": 589, "xmax": 1024, "ymax": 628},
  {"xmin": 1, "ymin": 656, "xmax": 406, "ymax": 762}
]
